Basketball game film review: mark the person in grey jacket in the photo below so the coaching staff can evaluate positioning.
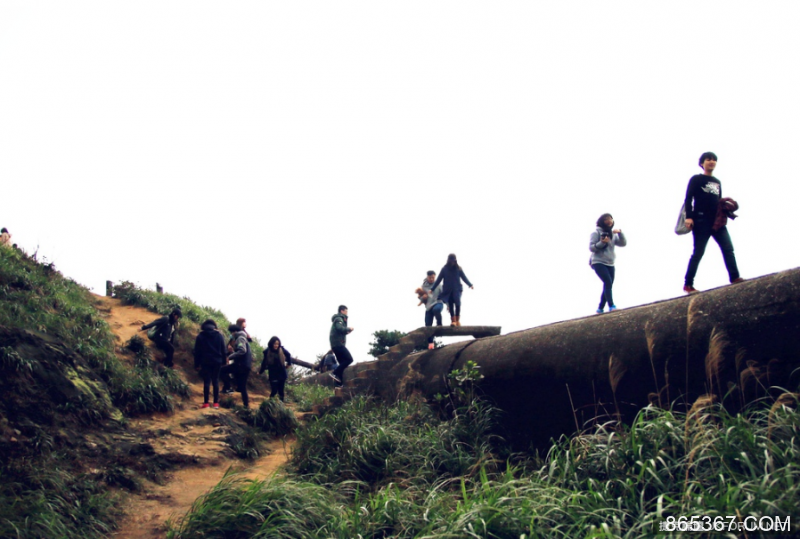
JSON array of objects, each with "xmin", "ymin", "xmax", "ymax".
[
  {"xmin": 589, "ymin": 214, "xmax": 627, "ymax": 313},
  {"xmin": 420, "ymin": 270, "xmax": 444, "ymax": 349},
  {"xmin": 219, "ymin": 324, "xmax": 253, "ymax": 408}
]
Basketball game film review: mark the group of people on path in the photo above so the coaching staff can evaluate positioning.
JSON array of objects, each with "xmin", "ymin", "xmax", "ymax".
[
  {"xmin": 589, "ymin": 151, "xmax": 744, "ymax": 313},
  {"xmin": 136, "ymin": 151, "xmax": 743, "ymax": 405}
]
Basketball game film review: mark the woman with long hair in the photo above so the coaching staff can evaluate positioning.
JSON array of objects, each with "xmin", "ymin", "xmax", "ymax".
[
  {"xmin": 431, "ymin": 253, "xmax": 474, "ymax": 326},
  {"xmin": 589, "ymin": 213, "xmax": 627, "ymax": 313},
  {"xmin": 258, "ymin": 336, "xmax": 293, "ymax": 402}
]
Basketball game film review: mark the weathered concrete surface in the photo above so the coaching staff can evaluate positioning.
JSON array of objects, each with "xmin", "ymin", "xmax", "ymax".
[{"xmin": 307, "ymin": 268, "xmax": 800, "ymax": 449}]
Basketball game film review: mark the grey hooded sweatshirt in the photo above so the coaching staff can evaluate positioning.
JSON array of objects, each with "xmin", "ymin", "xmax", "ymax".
[{"xmin": 589, "ymin": 228, "xmax": 627, "ymax": 266}]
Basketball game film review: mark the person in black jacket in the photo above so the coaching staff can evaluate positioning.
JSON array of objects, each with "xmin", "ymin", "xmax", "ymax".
[
  {"xmin": 193, "ymin": 319, "xmax": 227, "ymax": 408},
  {"xmin": 431, "ymin": 254, "xmax": 474, "ymax": 326},
  {"xmin": 141, "ymin": 308, "xmax": 182, "ymax": 367},
  {"xmin": 219, "ymin": 324, "xmax": 253, "ymax": 408},
  {"xmin": 683, "ymin": 152, "xmax": 743, "ymax": 294},
  {"xmin": 258, "ymin": 336, "xmax": 292, "ymax": 402}
]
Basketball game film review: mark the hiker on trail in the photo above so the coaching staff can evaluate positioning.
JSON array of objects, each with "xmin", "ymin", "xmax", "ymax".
[
  {"xmin": 329, "ymin": 305, "xmax": 354, "ymax": 387},
  {"xmin": 683, "ymin": 152, "xmax": 743, "ymax": 294},
  {"xmin": 589, "ymin": 214, "xmax": 627, "ymax": 314},
  {"xmin": 0, "ymin": 228, "xmax": 12, "ymax": 249},
  {"xmin": 258, "ymin": 336, "xmax": 293, "ymax": 402},
  {"xmin": 141, "ymin": 308, "xmax": 182, "ymax": 368},
  {"xmin": 419, "ymin": 270, "xmax": 444, "ymax": 349},
  {"xmin": 431, "ymin": 254, "xmax": 473, "ymax": 327},
  {"xmin": 193, "ymin": 319, "xmax": 227, "ymax": 408},
  {"xmin": 319, "ymin": 350, "xmax": 338, "ymax": 373},
  {"xmin": 219, "ymin": 324, "xmax": 253, "ymax": 408},
  {"xmin": 236, "ymin": 318, "xmax": 253, "ymax": 342},
  {"xmin": 221, "ymin": 318, "xmax": 251, "ymax": 392}
]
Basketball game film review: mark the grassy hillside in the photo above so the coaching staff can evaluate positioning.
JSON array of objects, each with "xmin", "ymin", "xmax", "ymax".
[{"xmin": 170, "ymin": 368, "xmax": 800, "ymax": 538}]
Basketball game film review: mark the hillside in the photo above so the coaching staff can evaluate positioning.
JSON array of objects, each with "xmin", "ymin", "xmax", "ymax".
[{"xmin": 0, "ymin": 249, "xmax": 314, "ymax": 539}]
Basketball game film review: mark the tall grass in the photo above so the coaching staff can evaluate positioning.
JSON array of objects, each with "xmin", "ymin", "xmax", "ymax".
[{"xmin": 286, "ymin": 382, "xmax": 334, "ymax": 412}]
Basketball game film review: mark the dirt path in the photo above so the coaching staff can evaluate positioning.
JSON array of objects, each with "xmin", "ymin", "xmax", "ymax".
[{"xmin": 93, "ymin": 296, "xmax": 296, "ymax": 539}]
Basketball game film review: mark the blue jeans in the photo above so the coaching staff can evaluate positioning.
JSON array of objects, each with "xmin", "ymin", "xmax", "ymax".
[
  {"xmin": 684, "ymin": 221, "xmax": 739, "ymax": 286},
  {"xmin": 592, "ymin": 263, "xmax": 615, "ymax": 310},
  {"xmin": 425, "ymin": 303, "xmax": 444, "ymax": 343}
]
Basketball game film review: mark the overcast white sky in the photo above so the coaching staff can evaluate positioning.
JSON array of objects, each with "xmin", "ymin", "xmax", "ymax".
[{"xmin": 2, "ymin": 2, "xmax": 799, "ymax": 364}]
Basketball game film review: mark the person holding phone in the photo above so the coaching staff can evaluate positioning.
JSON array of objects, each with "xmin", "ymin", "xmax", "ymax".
[{"xmin": 589, "ymin": 213, "xmax": 627, "ymax": 313}]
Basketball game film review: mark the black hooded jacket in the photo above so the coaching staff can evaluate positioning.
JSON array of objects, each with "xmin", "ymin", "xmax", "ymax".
[{"xmin": 193, "ymin": 321, "xmax": 227, "ymax": 369}]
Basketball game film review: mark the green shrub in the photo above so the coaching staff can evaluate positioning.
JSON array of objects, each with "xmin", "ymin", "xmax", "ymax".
[
  {"xmin": 249, "ymin": 399, "xmax": 299, "ymax": 437},
  {"xmin": 286, "ymin": 383, "xmax": 333, "ymax": 412}
]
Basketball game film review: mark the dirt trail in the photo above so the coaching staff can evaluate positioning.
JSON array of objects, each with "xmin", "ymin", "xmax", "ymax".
[{"xmin": 93, "ymin": 296, "xmax": 295, "ymax": 539}]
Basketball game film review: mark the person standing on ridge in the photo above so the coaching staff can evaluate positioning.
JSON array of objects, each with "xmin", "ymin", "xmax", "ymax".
[
  {"xmin": 219, "ymin": 324, "xmax": 253, "ymax": 408},
  {"xmin": 683, "ymin": 152, "xmax": 744, "ymax": 293},
  {"xmin": 0, "ymin": 228, "xmax": 12, "ymax": 249},
  {"xmin": 258, "ymin": 336, "xmax": 293, "ymax": 402},
  {"xmin": 141, "ymin": 308, "xmax": 182, "ymax": 368},
  {"xmin": 589, "ymin": 214, "xmax": 627, "ymax": 313},
  {"xmin": 419, "ymin": 270, "xmax": 444, "ymax": 349},
  {"xmin": 431, "ymin": 254, "xmax": 473, "ymax": 326},
  {"xmin": 193, "ymin": 319, "xmax": 227, "ymax": 408},
  {"xmin": 329, "ymin": 305, "xmax": 354, "ymax": 387}
]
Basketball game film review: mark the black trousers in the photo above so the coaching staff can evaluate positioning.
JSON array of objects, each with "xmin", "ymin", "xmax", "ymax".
[
  {"xmin": 684, "ymin": 222, "xmax": 739, "ymax": 286},
  {"xmin": 201, "ymin": 364, "xmax": 221, "ymax": 404},
  {"xmin": 331, "ymin": 345, "xmax": 353, "ymax": 385},
  {"xmin": 425, "ymin": 303, "xmax": 444, "ymax": 343},
  {"xmin": 220, "ymin": 364, "xmax": 250, "ymax": 407},
  {"xmin": 270, "ymin": 379, "xmax": 286, "ymax": 401},
  {"xmin": 153, "ymin": 337, "xmax": 175, "ymax": 367}
]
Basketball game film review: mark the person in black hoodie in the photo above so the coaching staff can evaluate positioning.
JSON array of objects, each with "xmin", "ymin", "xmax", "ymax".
[
  {"xmin": 141, "ymin": 308, "xmax": 182, "ymax": 367},
  {"xmin": 258, "ymin": 336, "xmax": 292, "ymax": 402},
  {"xmin": 219, "ymin": 324, "xmax": 253, "ymax": 408},
  {"xmin": 431, "ymin": 254, "xmax": 474, "ymax": 326},
  {"xmin": 193, "ymin": 319, "xmax": 227, "ymax": 408},
  {"xmin": 682, "ymin": 152, "xmax": 743, "ymax": 293}
]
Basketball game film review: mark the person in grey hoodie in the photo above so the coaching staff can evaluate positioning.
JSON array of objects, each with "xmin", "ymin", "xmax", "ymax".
[
  {"xmin": 193, "ymin": 319, "xmax": 227, "ymax": 408},
  {"xmin": 420, "ymin": 270, "xmax": 444, "ymax": 349},
  {"xmin": 589, "ymin": 213, "xmax": 627, "ymax": 313},
  {"xmin": 219, "ymin": 324, "xmax": 253, "ymax": 408}
]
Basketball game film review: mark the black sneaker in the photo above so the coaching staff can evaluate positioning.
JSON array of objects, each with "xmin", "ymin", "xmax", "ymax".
[
  {"xmin": 328, "ymin": 372, "xmax": 341, "ymax": 384},
  {"xmin": 222, "ymin": 388, "xmax": 234, "ymax": 394}
]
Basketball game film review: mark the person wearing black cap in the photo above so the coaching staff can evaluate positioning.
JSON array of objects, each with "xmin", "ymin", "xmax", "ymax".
[
  {"xmin": 682, "ymin": 152, "xmax": 744, "ymax": 294},
  {"xmin": 141, "ymin": 308, "xmax": 182, "ymax": 367}
]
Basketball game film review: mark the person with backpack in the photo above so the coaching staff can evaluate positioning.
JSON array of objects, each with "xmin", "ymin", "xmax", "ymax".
[
  {"xmin": 329, "ymin": 305, "xmax": 354, "ymax": 387},
  {"xmin": 431, "ymin": 254, "xmax": 474, "ymax": 326},
  {"xmin": 682, "ymin": 152, "xmax": 744, "ymax": 293},
  {"xmin": 219, "ymin": 324, "xmax": 253, "ymax": 408},
  {"xmin": 193, "ymin": 319, "xmax": 227, "ymax": 408},
  {"xmin": 258, "ymin": 336, "xmax": 293, "ymax": 402},
  {"xmin": 419, "ymin": 270, "xmax": 444, "ymax": 349},
  {"xmin": 319, "ymin": 350, "xmax": 338, "ymax": 373},
  {"xmin": 589, "ymin": 213, "xmax": 627, "ymax": 313},
  {"xmin": 141, "ymin": 308, "xmax": 182, "ymax": 367}
]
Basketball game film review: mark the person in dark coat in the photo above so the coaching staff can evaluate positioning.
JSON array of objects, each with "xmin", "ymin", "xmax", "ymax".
[
  {"xmin": 193, "ymin": 319, "xmax": 227, "ymax": 408},
  {"xmin": 219, "ymin": 324, "xmax": 253, "ymax": 408},
  {"xmin": 141, "ymin": 308, "xmax": 182, "ymax": 367},
  {"xmin": 683, "ymin": 152, "xmax": 744, "ymax": 293},
  {"xmin": 431, "ymin": 254, "xmax": 474, "ymax": 327},
  {"xmin": 258, "ymin": 336, "xmax": 293, "ymax": 402},
  {"xmin": 329, "ymin": 305, "xmax": 354, "ymax": 387}
]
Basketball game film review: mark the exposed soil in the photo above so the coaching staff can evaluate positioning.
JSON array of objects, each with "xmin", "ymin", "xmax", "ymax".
[{"xmin": 93, "ymin": 296, "xmax": 295, "ymax": 539}]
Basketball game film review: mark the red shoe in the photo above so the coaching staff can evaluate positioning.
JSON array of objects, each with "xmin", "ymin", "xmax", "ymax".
[
  {"xmin": 427, "ymin": 343, "xmax": 435, "ymax": 350},
  {"xmin": 683, "ymin": 285, "xmax": 699, "ymax": 294},
  {"xmin": 731, "ymin": 277, "xmax": 745, "ymax": 284},
  {"xmin": 201, "ymin": 403, "xmax": 210, "ymax": 409},
  {"xmin": 213, "ymin": 403, "xmax": 220, "ymax": 408}
]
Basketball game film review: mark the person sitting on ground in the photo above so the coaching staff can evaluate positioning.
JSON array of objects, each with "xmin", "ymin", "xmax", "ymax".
[
  {"xmin": 420, "ymin": 270, "xmax": 444, "ymax": 349},
  {"xmin": 431, "ymin": 254, "xmax": 474, "ymax": 327},
  {"xmin": 329, "ymin": 305, "xmax": 354, "ymax": 387},
  {"xmin": 141, "ymin": 308, "xmax": 182, "ymax": 368},
  {"xmin": 219, "ymin": 324, "xmax": 253, "ymax": 408},
  {"xmin": 193, "ymin": 319, "xmax": 227, "ymax": 408},
  {"xmin": 320, "ymin": 350, "xmax": 339, "ymax": 373},
  {"xmin": 258, "ymin": 336, "xmax": 293, "ymax": 402},
  {"xmin": 0, "ymin": 228, "xmax": 12, "ymax": 249}
]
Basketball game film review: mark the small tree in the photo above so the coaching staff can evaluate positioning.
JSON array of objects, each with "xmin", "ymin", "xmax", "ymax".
[{"xmin": 368, "ymin": 329, "xmax": 407, "ymax": 358}]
